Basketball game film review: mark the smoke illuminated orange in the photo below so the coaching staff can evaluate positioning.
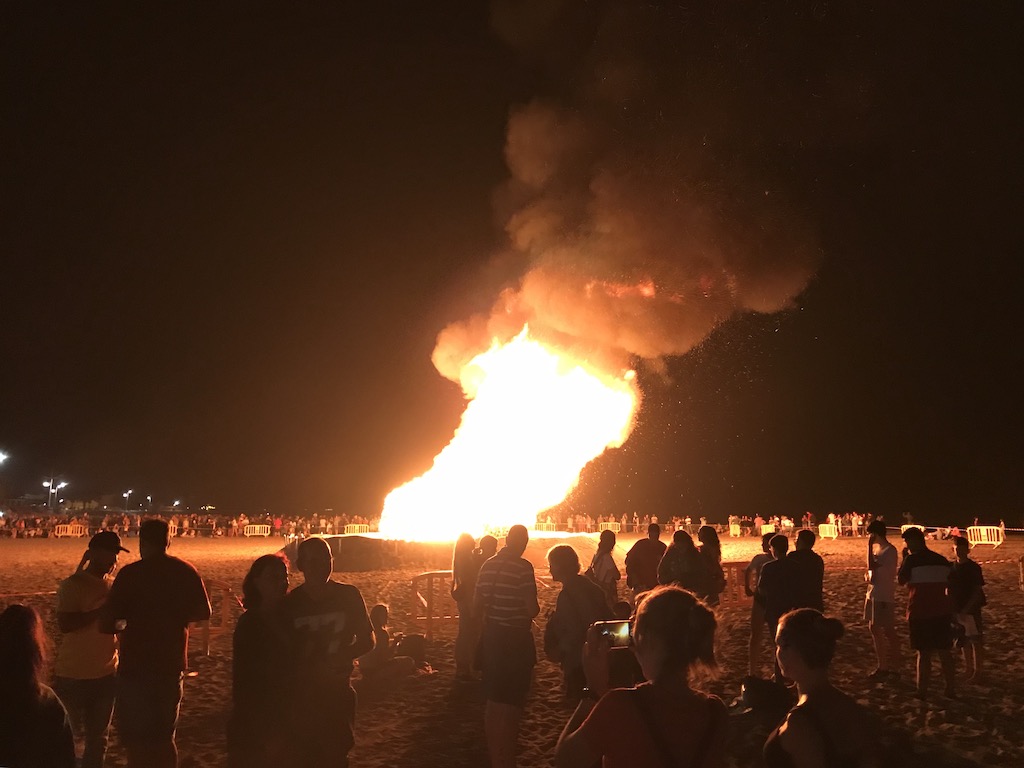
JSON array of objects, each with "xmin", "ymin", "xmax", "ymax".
[{"xmin": 378, "ymin": 328, "xmax": 639, "ymax": 542}]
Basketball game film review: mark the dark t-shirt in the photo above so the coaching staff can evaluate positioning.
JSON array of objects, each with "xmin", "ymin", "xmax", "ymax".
[
  {"xmin": 103, "ymin": 553, "xmax": 211, "ymax": 677},
  {"xmin": 625, "ymin": 538, "xmax": 667, "ymax": 590},
  {"xmin": 551, "ymin": 574, "xmax": 611, "ymax": 666},
  {"xmin": 281, "ymin": 580, "xmax": 373, "ymax": 697},
  {"xmin": 787, "ymin": 549, "xmax": 825, "ymax": 612},
  {"xmin": 898, "ymin": 548, "xmax": 953, "ymax": 619},
  {"xmin": 948, "ymin": 559, "xmax": 985, "ymax": 613}
]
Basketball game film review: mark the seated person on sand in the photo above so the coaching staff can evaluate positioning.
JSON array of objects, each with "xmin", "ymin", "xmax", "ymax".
[
  {"xmin": 358, "ymin": 604, "xmax": 418, "ymax": 682},
  {"xmin": 764, "ymin": 608, "xmax": 884, "ymax": 768}
]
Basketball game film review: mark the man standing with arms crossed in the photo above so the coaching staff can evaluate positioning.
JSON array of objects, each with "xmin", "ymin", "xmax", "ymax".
[
  {"xmin": 101, "ymin": 519, "xmax": 211, "ymax": 768},
  {"xmin": 55, "ymin": 530, "xmax": 128, "ymax": 768},
  {"xmin": 864, "ymin": 520, "xmax": 900, "ymax": 680},
  {"xmin": 475, "ymin": 524, "xmax": 540, "ymax": 768}
]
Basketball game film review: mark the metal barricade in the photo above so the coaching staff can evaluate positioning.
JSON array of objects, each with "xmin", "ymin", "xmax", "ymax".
[
  {"xmin": 243, "ymin": 524, "xmax": 272, "ymax": 537},
  {"xmin": 598, "ymin": 522, "xmax": 621, "ymax": 533},
  {"xmin": 967, "ymin": 525, "xmax": 1004, "ymax": 548},
  {"xmin": 53, "ymin": 524, "xmax": 87, "ymax": 538},
  {"xmin": 344, "ymin": 524, "xmax": 370, "ymax": 535},
  {"xmin": 818, "ymin": 523, "xmax": 839, "ymax": 540},
  {"xmin": 717, "ymin": 562, "xmax": 753, "ymax": 609},
  {"xmin": 411, "ymin": 570, "xmax": 458, "ymax": 640}
]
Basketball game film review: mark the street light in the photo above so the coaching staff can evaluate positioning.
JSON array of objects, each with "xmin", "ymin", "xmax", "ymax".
[
  {"xmin": 43, "ymin": 479, "xmax": 68, "ymax": 511},
  {"xmin": 173, "ymin": 500, "xmax": 180, "ymax": 508},
  {"xmin": 0, "ymin": 451, "xmax": 8, "ymax": 464},
  {"xmin": 123, "ymin": 489, "xmax": 133, "ymax": 513}
]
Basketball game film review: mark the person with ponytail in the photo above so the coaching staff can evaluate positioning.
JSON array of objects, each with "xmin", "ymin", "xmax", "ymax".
[
  {"xmin": 0, "ymin": 604, "xmax": 76, "ymax": 767},
  {"xmin": 764, "ymin": 609, "xmax": 883, "ymax": 768},
  {"xmin": 555, "ymin": 586, "xmax": 727, "ymax": 767}
]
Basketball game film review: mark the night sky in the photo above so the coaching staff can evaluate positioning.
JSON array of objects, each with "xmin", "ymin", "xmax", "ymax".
[{"xmin": 3, "ymin": 3, "xmax": 1021, "ymax": 525}]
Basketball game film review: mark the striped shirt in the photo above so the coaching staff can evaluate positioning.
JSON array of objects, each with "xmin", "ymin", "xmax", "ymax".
[
  {"xmin": 897, "ymin": 548, "xmax": 952, "ymax": 619},
  {"xmin": 474, "ymin": 549, "xmax": 537, "ymax": 630}
]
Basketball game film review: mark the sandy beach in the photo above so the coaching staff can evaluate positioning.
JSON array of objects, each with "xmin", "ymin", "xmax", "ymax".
[{"xmin": 1, "ymin": 532, "xmax": 1021, "ymax": 767}]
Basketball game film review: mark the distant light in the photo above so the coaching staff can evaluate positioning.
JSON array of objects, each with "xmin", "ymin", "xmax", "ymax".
[
  {"xmin": 173, "ymin": 500, "xmax": 180, "ymax": 506},
  {"xmin": 57, "ymin": 482, "xmax": 68, "ymax": 490},
  {"xmin": 43, "ymin": 481, "xmax": 52, "ymax": 488},
  {"xmin": 0, "ymin": 451, "xmax": 8, "ymax": 464}
]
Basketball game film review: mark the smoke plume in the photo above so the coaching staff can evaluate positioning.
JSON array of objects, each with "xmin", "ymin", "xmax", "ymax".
[{"xmin": 434, "ymin": 2, "xmax": 822, "ymax": 384}]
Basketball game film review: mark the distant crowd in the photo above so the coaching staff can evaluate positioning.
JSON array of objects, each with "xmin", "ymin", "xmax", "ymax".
[
  {"xmin": 0, "ymin": 510, "xmax": 374, "ymax": 539},
  {"xmin": 0, "ymin": 516, "xmax": 993, "ymax": 768}
]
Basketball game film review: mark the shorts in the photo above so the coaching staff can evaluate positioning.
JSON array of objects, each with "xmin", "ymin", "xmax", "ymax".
[
  {"xmin": 115, "ymin": 673, "xmax": 183, "ymax": 747},
  {"xmin": 863, "ymin": 598, "xmax": 895, "ymax": 626},
  {"xmin": 908, "ymin": 616, "xmax": 953, "ymax": 651},
  {"xmin": 480, "ymin": 624, "xmax": 535, "ymax": 707}
]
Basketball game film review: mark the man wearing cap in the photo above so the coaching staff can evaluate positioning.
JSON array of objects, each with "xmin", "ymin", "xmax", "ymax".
[
  {"xmin": 100, "ymin": 518, "xmax": 211, "ymax": 768},
  {"xmin": 54, "ymin": 530, "xmax": 128, "ymax": 768},
  {"xmin": 864, "ymin": 520, "xmax": 900, "ymax": 681},
  {"xmin": 897, "ymin": 526, "xmax": 955, "ymax": 700}
]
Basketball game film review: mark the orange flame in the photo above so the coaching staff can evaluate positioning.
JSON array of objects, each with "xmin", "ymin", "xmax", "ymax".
[{"xmin": 378, "ymin": 328, "xmax": 640, "ymax": 542}]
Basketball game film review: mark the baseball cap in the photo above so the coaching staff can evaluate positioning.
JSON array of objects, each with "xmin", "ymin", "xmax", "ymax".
[{"xmin": 88, "ymin": 530, "xmax": 129, "ymax": 553}]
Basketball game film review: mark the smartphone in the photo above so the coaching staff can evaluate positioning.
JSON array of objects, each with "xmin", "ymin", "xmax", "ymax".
[{"xmin": 593, "ymin": 620, "xmax": 632, "ymax": 648}]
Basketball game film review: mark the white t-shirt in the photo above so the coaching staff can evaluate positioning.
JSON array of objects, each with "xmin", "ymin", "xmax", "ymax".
[{"xmin": 867, "ymin": 542, "xmax": 898, "ymax": 603}]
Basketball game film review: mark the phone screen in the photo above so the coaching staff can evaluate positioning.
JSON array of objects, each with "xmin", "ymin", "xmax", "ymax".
[{"xmin": 593, "ymin": 620, "xmax": 631, "ymax": 648}]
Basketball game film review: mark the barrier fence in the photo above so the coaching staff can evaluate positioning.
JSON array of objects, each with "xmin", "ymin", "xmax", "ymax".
[
  {"xmin": 718, "ymin": 562, "xmax": 753, "ymax": 609},
  {"xmin": 344, "ymin": 524, "xmax": 371, "ymax": 535},
  {"xmin": 243, "ymin": 524, "xmax": 271, "ymax": 537},
  {"xmin": 598, "ymin": 522, "xmax": 621, "ymax": 533},
  {"xmin": 818, "ymin": 524, "xmax": 839, "ymax": 540},
  {"xmin": 53, "ymin": 524, "xmax": 87, "ymax": 538},
  {"xmin": 411, "ymin": 570, "xmax": 458, "ymax": 640},
  {"xmin": 967, "ymin": 525, "xmax": 1004, "ymax": 548}
]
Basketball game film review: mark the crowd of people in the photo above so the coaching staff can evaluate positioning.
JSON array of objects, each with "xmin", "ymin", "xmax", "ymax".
[{"xmin": 0, "ymin": 516, "xmax": 992, "ymax": 767}]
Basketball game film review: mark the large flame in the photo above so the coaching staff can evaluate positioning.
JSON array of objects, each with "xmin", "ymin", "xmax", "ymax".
[{"xmin": 378, "ymin": 328, "xmax": 639, "ymax": 542}]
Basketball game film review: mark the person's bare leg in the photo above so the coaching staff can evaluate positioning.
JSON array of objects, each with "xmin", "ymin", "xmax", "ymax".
[
  {"xmin": 916, "ymin": 650, "xmax": 931, "ymax": 699},
  {"xmin": 485, "ymin": 701, "xmax": 521, "ymax": 768},
  {"xmin": 968, "ymin": 639, "xmax": 985, "ymax": 682},
  {"xmin": 869, "ymin": 622, "xmax": 886, "ymax": 672},
  {"xmin": 883, "ymin": 620, "xmax": 901, "ymax": 673},
  {"xmin": 962, "ymin": 639, "xmax": 975, "ymax": 679},
  {"xmin": 939, "ymin": 649, "xmax": 956, "ymax": 697}
]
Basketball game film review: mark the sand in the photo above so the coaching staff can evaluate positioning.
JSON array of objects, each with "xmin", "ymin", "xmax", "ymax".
[{"xmin": 1, "ymin": 533, "xmax": 1021, "ymax": 767}]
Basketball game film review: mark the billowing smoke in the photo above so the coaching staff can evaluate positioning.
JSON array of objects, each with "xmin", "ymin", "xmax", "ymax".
[{"xmin": 434, "ymin": 2, "xmax": 821, "ymax": 384}]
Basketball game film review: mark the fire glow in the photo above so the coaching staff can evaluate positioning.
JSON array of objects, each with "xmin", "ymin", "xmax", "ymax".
[{"xmin": 378, "ymin": 328, "xmax": 639, "ymax": 542}]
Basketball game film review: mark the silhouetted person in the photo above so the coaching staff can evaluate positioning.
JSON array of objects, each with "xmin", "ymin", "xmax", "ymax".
[
  {"xmin": 697, "ymin": 525, "xmax": 726, "ymax": 606},
  {"xmin": 54, "ymin": 531, "xmax": 127, "ymax": 768},
  {"xmin": 949, "ymin": 535, "xmax": 986, "ymax": 683},
  {"xmin": 545, "ymin": 545, "xmax": 611, "ymax": 698},
  {"xmin": 451, "ymin": 533, "xmax": 483, "ymax": 680},
  {"xmin": 587, "ymin": 529, "xmax": 621, "ymax": 608},
  {"xmin": 474, "ymin": 524, "xmax": 540, "ymax": 768},
  {"xmin": 0, "ymin": 604, "xmax": 75, "ymax": 768},
  {"xmin": 228, "ymin": 554, "xmax": 290, "ymax": 768},
  {"xmin": 100, "ymin": 519, "xmax": 211, "ymax": 768},
  {"xmin": 756, "ymin": 534, "xmax": 792, "ymax": 681},
  {"xmin": 898, "ymin": 526, "xmax": 955, "ymax": 700},
  {"xmin": 624, "ymin": 523, "xmax": 666, "ymax": 595},
  {"xmin": 658, "ymin": 529, "xmax": 710, "ymax": 597},
  {"xmin": 555, "ymin": 587, "xmax": 727, "ymax": 767},
  {"xmin": 764, "ymin": 609, "xmax": 884, "ymax": 768},
  {"xmin": 745, "ymin": 533, "xmax": 774, "ymax": 677},
  {"xmin": 864, "ymin": 520, "xmax": 900, "ymax": 680},
  {"xmin": 787, "ymin": 529, "xmax": 824, "ymax": 612},
  {"xmin": 282, "ymin": 536, "xmax": 373, "ymax": 768}
]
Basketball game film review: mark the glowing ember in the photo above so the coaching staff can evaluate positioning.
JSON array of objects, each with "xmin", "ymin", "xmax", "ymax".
[{"xmin": 378, "ymin": 328, "xmax": 639, "ymax": 542}]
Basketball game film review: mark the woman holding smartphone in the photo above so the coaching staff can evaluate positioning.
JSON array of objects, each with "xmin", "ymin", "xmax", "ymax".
[{"xmin": 554, "ymin": 586, "xmax": 727, "ymax": 767}]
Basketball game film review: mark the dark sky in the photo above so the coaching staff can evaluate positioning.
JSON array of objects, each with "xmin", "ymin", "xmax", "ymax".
[{"xmin": 2, "ymin": 3, "xmax": 1021, "ymax": 525}]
